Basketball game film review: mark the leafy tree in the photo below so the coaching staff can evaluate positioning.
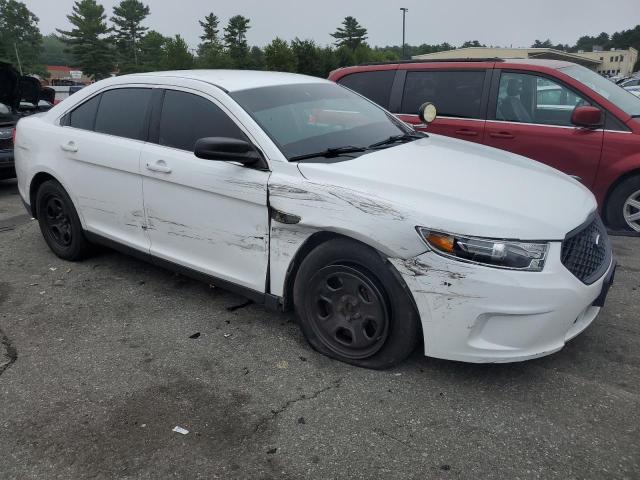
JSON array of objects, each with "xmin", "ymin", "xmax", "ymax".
[
  {"xmin": 264, "ymin": 37, "xmax": 296, "ymax": 72},
  {"xmin": 331, "ymin": 16, "xmax": 368, "ymax": 50},
  {"xmin": 110, "ymin": 0, "xmax": 150, "ymax": 72},
  {"xmin": 291, "ymin": 38, "xmax": 324, "ymax": 77},
  {"xmin": 0, "ymin": 0, "xmax": 43, "ymax": 74},
  {"xmin": 461, "ymin": 40, "xmax": 486, "ymax": 48},
  {"xmin": 40, "ymin": 34, "xmax": 75, "ymax": 66},
  {"xmin": 138, "ymin": 30, "xmax": 166, "ymax": 71},
  {"xmin": 161, "ymin": 35, "xmax": 194, "ymax": 70},
  {"xmin": 224, "ymin": 15, "xmax": 251, "ymax": 67},
  {"xmin": 198, "ymin": 13, "xmax": 222, "ymax": 55},
  {"xmin": 57, "ymin": 0, "xmax": 115, "ymax": 80},
  {"xmin": 248, "ymin": 46, "xmax": 265, "ymax": 70}
]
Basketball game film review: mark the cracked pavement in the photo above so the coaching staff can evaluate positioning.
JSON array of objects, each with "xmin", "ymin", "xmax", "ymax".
[{"xmin": 0, "ymin": 178, "xmax": 639, "ymax": 479}]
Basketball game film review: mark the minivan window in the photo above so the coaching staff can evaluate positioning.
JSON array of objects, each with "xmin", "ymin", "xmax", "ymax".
[
  {"xmin": 158, "ymin": 90, "xmax": 246, "ymax": 152},
  {"xmin": 560, "ymin": 64, "xmax": 640, "ymax": 117},
  {"xmin": 68, "ymin": 94, "xmax": 101, "ymax": 131},
  {"xmin": 338, "ymin": 70, "xmax": 396, "ymax": 110},
  {"xmin": 94, "ymin": 88, "xmax": 152, "ymax": 140},
  {"xmin": 401, "ymin": 70, "xmax": 485, "ymax": 118}
]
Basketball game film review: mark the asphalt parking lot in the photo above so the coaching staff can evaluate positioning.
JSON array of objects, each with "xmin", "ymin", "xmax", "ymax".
[{"xmin": 0, "ymin": 177, "xmax": 638, "ymax": 480}]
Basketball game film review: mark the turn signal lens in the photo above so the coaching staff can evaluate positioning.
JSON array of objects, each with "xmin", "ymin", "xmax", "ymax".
[{"xmin": 425, "ymin": 232, "xmax": 455, "ymax": 253}]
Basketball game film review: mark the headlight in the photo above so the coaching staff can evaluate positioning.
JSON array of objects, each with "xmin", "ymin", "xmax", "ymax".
[
  {"xmin": 417, "ymin": 228, "xmax": 549, "ymax": 272},
  {"xmin": 0, "ymin": 127, "xmax": 12, "ymax": 140}
]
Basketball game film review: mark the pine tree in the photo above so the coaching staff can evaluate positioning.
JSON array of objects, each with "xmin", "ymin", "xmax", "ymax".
[
  {"xmin": 331, "ymin": 16, "xmax": 368, "ymax": 50},
  {"xmin": 264, "ymin": 38, "xmax": 296, "ymax": 72},
  {"xmin": 111, "ymin": 0, "xmax": 150, "ymax": 72},
  {"xmin": 138, "ymin": 30, "xmax": 166, "ymax": 71},
  {"xmin": 57, "ymin": 0, "xmax": 115, "ymax": 80},
  {"xmin": 161, "ymin": 35, "xmax": 194, "ymax": 70},
  {"xmin": 0, "ymin": 0, "xmax": 43, "ymax": 74},
  {"xmin": 223, "ymin": 15, "xmax": 251, "ymax": 67},
  {"xmin": 198, "ymin": 13, "xmax": 222, "ymax": 55}
]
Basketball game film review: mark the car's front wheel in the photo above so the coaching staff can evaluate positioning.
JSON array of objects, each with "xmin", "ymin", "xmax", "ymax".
[
  {"xmin": 36, "ymin": 180, "xmax": 92, "ymax": 260},
  {"xmin": 293, "ymin": 238, "xmax": 420, "ymax": 369},
  {"xmin": 605, "ymin": 175, "xmax": 640, "ymax": 233}
]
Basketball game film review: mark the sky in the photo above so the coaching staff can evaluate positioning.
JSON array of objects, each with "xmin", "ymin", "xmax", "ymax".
[{"xmin": 24, "ymin": 0, "xmax": 640, "ymax": 50}]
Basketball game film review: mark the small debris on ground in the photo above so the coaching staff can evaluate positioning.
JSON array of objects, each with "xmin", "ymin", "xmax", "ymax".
[
  {"xmin": 189, "ymin": 332, "xmax": 201, "ymax": 339},
  {"xmin": 276, "ymin": 360, "xmax": 289, "ymax": 369},
  {"xmin": 172, "ymin": 426, "xmax": 189, "ymax": 435},
  {"xmin": 297, "ymin": 417, "xmax": 306, "ymax": 424},
  {"xmin": 226, "ymin": 300, "xmax": 252, "ymax": 312},
  {"xmin": 266, "ymin": 447, "xmax": 277, "ymax": 454},
  {"xmin": 223, "ymin": 333, "xmax": 232, "ymax": 338},
  {"xmin": 299, "ymin": 356, "xmax": 307, "ymax": 362},
  {"xmin": 49, "ymin": 267, "xmax": 57, "ymax": 272}
]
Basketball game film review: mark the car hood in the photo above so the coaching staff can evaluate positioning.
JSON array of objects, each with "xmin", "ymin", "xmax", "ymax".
[{"xmin": 296, "ymin": 134, "xmax": 596, "ymax": 240}]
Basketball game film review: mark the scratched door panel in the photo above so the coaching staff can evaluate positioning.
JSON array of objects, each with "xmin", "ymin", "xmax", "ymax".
[{"xmin": 140, "ymin": 143, "xmax": 270, "ymax": 291}]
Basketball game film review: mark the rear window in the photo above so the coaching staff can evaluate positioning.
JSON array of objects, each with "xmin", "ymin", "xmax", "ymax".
[
  {"xmin": 401, "ymin": 70, "xmax": 485, "ymax": 118},
  {"xmin": 94, "ymin": 88, "xmax": 152, "ymax": 141},
  {"xmin": 337, "ymin": 70, "xmax": 396, "ymax": 110}
]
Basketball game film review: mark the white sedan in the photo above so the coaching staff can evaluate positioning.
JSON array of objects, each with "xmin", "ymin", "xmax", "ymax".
[{"xmin": 14, "ymin": 70, "xmax": 615, "ymax": 368}]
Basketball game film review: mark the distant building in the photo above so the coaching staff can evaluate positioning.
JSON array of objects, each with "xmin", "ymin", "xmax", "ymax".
[
  {"xmin": 45, "ymin": 65, "xmax": 92, "ymax": 85},
  {"xmin": 411, "ymin": 46, "xmax": 638, "ymax": 77},
  {"xmin": 575, "ymin": 47, "xmax": 638, "ymax": 77},
  {"xmin": 412, "ymin": 47, "xmax": 601, "ymax": 69}
]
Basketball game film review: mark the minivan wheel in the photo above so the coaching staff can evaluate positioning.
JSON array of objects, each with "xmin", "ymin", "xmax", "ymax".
[
  {"xmin": 36, "ymin": 180, "xmax": 91, "ymax": 260},
  {"xmin": 605, "ymin": 175, "xmax": 640, "ymax": 233},
  {"xmin": 293, "ymin": 238, "xmax": 420, "ymax": 369}
]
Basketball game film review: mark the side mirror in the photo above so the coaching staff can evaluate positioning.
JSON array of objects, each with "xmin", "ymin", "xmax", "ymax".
[
  {"xmin": 418, "ymin": 102, "xmax": 438, "ymax": 124},
  {"xmin": 571, "ymin": 106, "xmax": 603, "ymax": 129},
  {"xmin": 194, "ymin": 137, "xmax": 264, "ymax": 167}
]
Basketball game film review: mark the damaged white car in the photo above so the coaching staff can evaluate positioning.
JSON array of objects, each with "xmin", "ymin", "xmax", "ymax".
[{"xmin": 14, "ymin": 71, "xmax": 615, "ymax": 368}]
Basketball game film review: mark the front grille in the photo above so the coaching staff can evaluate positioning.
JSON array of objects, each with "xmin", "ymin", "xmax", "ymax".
[
  {"xmin": 0, "ymin": 138, "xmax": 12, "ymax": 150},
  {"xmin": 561, "ymin": 215, "xmax": 611, "ymax": 284}
]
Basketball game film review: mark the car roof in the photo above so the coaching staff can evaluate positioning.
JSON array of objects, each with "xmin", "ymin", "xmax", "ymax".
[{"xmin": 127, "ymin": 69, "xmax": 328, "ymax": 92}]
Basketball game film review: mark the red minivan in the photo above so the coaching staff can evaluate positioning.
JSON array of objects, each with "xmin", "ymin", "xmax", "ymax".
[{"xmin": 329, "ymin": 59, "xmax": 640, "ymax": 232}]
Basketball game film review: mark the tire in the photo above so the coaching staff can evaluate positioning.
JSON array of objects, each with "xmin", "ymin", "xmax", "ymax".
[
  {"xmin": 35, "ymin": 180, "xmax": 92, "ymax": 260},
  {"xmin": 605, "ymin": 175, "xmax": 640, "ymax": 233},
  {"xmin": 293, "ymin": 238, "xmax": 420, "ymax": 369}
]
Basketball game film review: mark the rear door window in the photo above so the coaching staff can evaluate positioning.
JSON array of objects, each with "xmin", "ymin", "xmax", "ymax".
[
  {"xmin": 157, "ymin": 90, "xmax": 246, "ymax": 152},
  {"xmin": 68, "ymin": 94, "xmax": 101, "ymax": 131},
  {"xmin": 337, "ymin": 70, "xmax": 396, "ymax": 110},
  {"xmin": 401, "ymin": 70, "xmax": 486, "ymax": 118},
  {"xmin": 94, "ymin": 88, "xmax": 152, "ymax": 140}
]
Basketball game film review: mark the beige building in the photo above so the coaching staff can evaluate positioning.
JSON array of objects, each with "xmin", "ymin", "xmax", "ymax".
[
  {"xmin": 575, "ymin": 47, "xmax": 638, "ymax": 77},
  {"xmin": 412, "ymin": 46, "xmax": 638, "ymax": 76}
]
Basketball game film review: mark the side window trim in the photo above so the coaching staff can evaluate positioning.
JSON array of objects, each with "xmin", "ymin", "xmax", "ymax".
[
  {"xmin": 388, "ymin": 69, "xmax": 406, "ymax": 113},
  {"xmin": 147, "ymin": 88, "xmax": 165, "ymax": 144},
  {"xmin": 398, "ymin": 69, "xmax": 489, "ymax": 119}
]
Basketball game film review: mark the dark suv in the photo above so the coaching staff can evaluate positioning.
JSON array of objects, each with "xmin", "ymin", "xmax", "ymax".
[{"xmin": 329, "ymin": 59, "xmax": 640, "ymax": 232}]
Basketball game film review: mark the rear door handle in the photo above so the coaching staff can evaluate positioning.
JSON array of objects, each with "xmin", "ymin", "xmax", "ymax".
[
  {"xmin": 146, "ymin": 160, "xmax": 172, "ymax": 174},
  {"xmin": 489, "ymin": 131, "xmax": 515, "ymax": 139},
  {"xmin": 455, "ymin": 129, "xmax": 478, "ymax": 137},
  {"xmin": 60, "ymin": 141, "xmax": 78, "ymax": 153}
]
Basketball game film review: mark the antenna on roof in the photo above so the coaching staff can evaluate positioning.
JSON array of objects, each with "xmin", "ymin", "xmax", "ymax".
[{"xmin": 14, "ymin": 43, "xmax": 23, "ymax": 75}]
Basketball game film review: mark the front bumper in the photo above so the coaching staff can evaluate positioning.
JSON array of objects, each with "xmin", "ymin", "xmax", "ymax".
[
  {"xmin": 0, "ymin": 149, "xmax": 15, "ymax": 178},
  {"xmin": 390, "ymin": 242, "xmax": 614, "ymax": 363}
]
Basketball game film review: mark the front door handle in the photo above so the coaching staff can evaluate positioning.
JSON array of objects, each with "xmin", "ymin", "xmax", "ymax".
[
  {"xmin": 60, "ymin": 141, "xmax": 78, "ymax": 153},
  {"xmin": 455, "ymin": 129, "xmax": 478, "ymax": 137},
  {"xmin": 489, "ymin": 131, "xmax": 515, "ymax": 139},
  {"xmin": 146, "ymin": 160, "xmax": 172, "ymax": 174}
]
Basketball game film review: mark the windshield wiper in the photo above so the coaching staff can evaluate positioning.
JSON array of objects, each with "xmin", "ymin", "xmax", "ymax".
[
  {"xmin": 289, "ymin": 146, "xmax": 368, "ymax": 161},
  {"xmin": 369, "ymin": 132, "xmax": 425, "ymax": 149}
]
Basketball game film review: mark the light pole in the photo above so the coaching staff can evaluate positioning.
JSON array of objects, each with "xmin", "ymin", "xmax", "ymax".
[{"xmin": 400, "ymin": 8, "xmax": 408, "ymax": 60}]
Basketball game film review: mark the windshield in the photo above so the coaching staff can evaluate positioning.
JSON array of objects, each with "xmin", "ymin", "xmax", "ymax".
[
  {"xmin": 230, "ymin": 83, "xmax": 411, "ymax": 160},
  {"xmin": 560, "ymin": 65, "xmax": 640, "ymax": 117}
]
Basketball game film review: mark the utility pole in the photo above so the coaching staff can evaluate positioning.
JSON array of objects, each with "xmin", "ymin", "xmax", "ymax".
[
  {"xmin": 400, "ymin": 8, "xmax": 408, "ymax": 60},
  {"xmin": 14, "ymin": 43, "xmax": 23, "ymax": 75}
]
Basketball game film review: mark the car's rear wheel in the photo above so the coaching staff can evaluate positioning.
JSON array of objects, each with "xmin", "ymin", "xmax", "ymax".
[
  {"xmin": 293, "ymin": 238, "xmax": 420, "ymax": 369},
  {"xmin": 36, "ymin": 180, "xmax": 91, "ymax": 260},
  {"xmin": 605, "ymin": 175, "xmax": 640, "ymax": 233}
]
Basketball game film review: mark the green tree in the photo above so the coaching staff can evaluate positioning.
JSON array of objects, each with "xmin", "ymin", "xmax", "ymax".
[
  {"xmin": 264, "ymin": 37, "xmax": 296, "ymax": 72},
  {"xmin": 461, "ymin": 40, "xmax": 486, "ymax": 48},
  {"xmin": 57, "ymin": 0, "xmax": 115, "ymax": 80},
  {"xmin": 223, "ymin": 15, "xmax": 250, "ymax": 67},
  {"xmin": 161, "ymin": 35, "xmax": 194, "ymax": 70},
  {"xmin": 331, "ymin": 16, "xmax": 368, "ymax": 50},
  {"xmin": 110, "ymin": 0, "xmax": 150, "ymax": 72},
  {"xmin": 247, "ymin": 46, "xmax": 264, "ymax": 70},
  {"xmin": 531, "ymin": 39, "xmax": 553, "ymax": 48},
  {"xmin": 138, "ymin": 30, "xmax": 166, "ymax": 71},
  {"xmin": 291, "ymin": 38, "xmax": 324, "ymax": 77},
  {"xmin": 198, "ymin": 12, "xmax": 222, "ymax": 55},
  {"xmin": 40, "ymin": 34, "xmax": 75, "ymax": 66},
  {"xmin": 0, "ymin": 0, "xmax": 43, "ymax": 74}
]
